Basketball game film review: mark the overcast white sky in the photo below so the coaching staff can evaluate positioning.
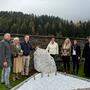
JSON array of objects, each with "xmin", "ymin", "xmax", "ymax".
[{"xmin": 0, "ymin": 0, "xmax": 90, "ymax": 21}]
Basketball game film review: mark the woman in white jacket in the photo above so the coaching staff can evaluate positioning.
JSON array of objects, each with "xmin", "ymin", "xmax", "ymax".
[{"xmin": 46, "ymin": 37, "xmax": 59, "ymax": 67}]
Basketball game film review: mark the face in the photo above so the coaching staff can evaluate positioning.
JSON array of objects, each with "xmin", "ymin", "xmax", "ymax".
[
  {"xmin": 74, "ymin": 40, "xmax": 77, "ymax": 45},
  {"xmin": 65, "ymin": 39, "xmax": 69, "ymax": 44},
  {"xmin": 88, "ymin": 37, "xmax": 90, "ymax": 43},
  {"xmin": 51, "ymin": 38, "xmax": 55, "ymax": 44},
  {"xmin": 14, "ymin": 39, "xmax": 20, "ymax": 45},
  {"xmin": 25, "ymin": 35, "xmax": 29, "ymax": 42},
  {"xmin": 65, "ymin": 40, "xmax": 68, "ymax": 44},
  {"xmin": 4, "ymin": 34, "xmax": 11, "ymax": 41}
]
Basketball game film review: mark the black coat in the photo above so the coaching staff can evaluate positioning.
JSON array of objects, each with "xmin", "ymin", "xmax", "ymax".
[
  {"xmin": 21, "ymin": 41, "xmax": 33, "ymax": 56},
  {"xmin": 71, "ymin": 44, "xmax": 81, "ymax": 57},
  {"xmin": 82, "ymin": 43, "xmax": 90, "ymax": 60},
  {"xmin": 82, "ymin": 43, "xmax": 90, "ymax": 77}
]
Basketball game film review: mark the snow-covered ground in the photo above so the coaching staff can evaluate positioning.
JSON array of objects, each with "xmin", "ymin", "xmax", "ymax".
[{"xmin": 13, "ymin": 73, "xmax": 90, "ymax": 90}]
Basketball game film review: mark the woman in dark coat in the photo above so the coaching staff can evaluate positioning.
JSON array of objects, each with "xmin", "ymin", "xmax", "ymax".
[
  {"xmin": 83, "ymin": 36, "xmax": 90, "ymax": 77},
  {"xmin": 71, "ymin": 40, "xmax": 81, "ymax": 75}
]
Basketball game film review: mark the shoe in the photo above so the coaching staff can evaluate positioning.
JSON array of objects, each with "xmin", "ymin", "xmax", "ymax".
[
  {"xmin": 25, "ymin": 75, "xmax": 29, "ymax": 78},
  {"xmin": 13, "ymin": 77, "xmax": 16, "ymax": 81},
  {"xmin": 16, "ymin": 77, "xmax": 20, "ymax": 80},
  {"xmin": 6, "ymin": 84, "xmax": 12, "ymax": 89},
  {"xmin": 64, "ymin": 72, "xmax": 67, "ymax": 75},
  {"xmin": 1, "ymin": 82, "xmax": 5, "ymax": 84}
]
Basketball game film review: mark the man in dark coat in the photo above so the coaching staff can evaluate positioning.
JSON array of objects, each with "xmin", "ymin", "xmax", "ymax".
[
  {"xmin": 71, "ymin": 40, "xmax": 81, "ymax": 74},
  {"xmin": 21, "ymin": 35, "xmax": 33, "ymax": 76},
  {"xmin": 83, "ymin": 36, "xmax": 90, "ymax": 77}
]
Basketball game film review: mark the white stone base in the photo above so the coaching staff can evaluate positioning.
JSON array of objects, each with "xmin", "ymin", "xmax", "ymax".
[{"xmin": 12, "ymin": 73, "xmax": 90, "ymax": 90}]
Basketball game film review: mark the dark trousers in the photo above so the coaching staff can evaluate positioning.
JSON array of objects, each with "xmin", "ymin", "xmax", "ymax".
[
  {"xmin": 84, "ymin": 58, "xmax": 90, "ymax": 77},
  {"xmin": 50, "ymin": 54, "xmax": 57, "ymax": 69},
  {"xmin": 72, "ymin": 55, "xmax": 79, "ymax": 74},
  {"xmin": 62, "ymin": 56, "xmax": 70, "ymax": 72},
  {"xmin": 50, "ymin": 54, "xmax": 55, "ymax": 59}
]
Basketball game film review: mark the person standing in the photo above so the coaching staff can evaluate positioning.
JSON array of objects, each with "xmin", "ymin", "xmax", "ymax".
[
  {"xmin": 61, "ymin": 38, "xmax": 71, "ymax": 73},
  {"xmin": 71, "ymin": 40, "xmax": 81, "ymax": 74},
  {"xmin": 82, "ymin": 36, "xmax": 90, "ymax": 77},
  {"xmin": 46, "ymin": 36, "xmax": 59, "ymax": 68},
  {"xmin": 12, "ymin": 37, "xmax": 23, "ymax": 81},
  {"xmin": 21, "ymin": 35, "xmax": 33, "ymax": 76},
  {"xmin": 0, "ymin": 33, "xmax": 12, "ymax": 89}
]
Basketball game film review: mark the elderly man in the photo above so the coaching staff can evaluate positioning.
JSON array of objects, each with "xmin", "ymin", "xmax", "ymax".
[{"xmin": 0, "ymin": 33, "xmax": 12, "ymax": 89}]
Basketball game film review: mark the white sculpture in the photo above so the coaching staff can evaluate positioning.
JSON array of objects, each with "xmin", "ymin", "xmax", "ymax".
[{"xmin": 34, "ymin": 47, "xmax": 57, "ymax": 74}]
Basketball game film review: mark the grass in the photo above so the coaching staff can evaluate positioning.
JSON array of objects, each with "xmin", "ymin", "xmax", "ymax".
[
  {"xmin": 0, "ymin": 77, "xmax": 27, "ymax": 90},
  {"xmin": 0, "ymin": 69, "xmax": 36, "ymax": 90}
]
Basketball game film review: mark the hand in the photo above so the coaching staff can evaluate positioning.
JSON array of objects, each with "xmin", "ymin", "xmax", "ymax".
[
  {"xmin": 19, "ymin": 52, "xmax": 23, "ymax": 56},
  {"xmin": 3, "ymin": 61, "xmax": 8, "ymax": 68},
  {"xmin": 14, "ymin": 53, "xmax": 17, "ymax": 57},
  {"xmin": 78, "ymin": 57, "xmax": 80, "ymax": 60}
]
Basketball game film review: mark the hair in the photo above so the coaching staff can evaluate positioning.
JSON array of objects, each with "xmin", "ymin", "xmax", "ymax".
[
  {"xmin": 13, "ymin": 37, "xmax": 20, "ymax": 45},
  {"xmin": 24, "ymin": 35, "xmax": 30, "ymax": 38},
  {"xmin": 73, "ymin": 39, "xmax": 78, "ymax": 44},
  {"xmin": 51, "ymin": 35, "xmax": 55, "ymax": 39},
  {"xmin": 13, "ymin": 37, "xmax": 19, "ymax": 41},
  {"xmin": 62, "ymin": 38, "xmax": 71, "ymax": 49},
  {"xmin": 87, "ymin": 36, "xmax": 90, "ymax": 39}
]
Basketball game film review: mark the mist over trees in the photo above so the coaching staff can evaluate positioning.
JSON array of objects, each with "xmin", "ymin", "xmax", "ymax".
[{"xmin": 0, "ymin": 11, "xmax": 90, "ymax": 37}]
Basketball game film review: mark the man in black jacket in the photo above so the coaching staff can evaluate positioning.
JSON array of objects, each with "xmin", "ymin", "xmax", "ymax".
[
  {"xmin": 71, "ymin": 40, "xmax": 81, "ymax": 74},
  {"xmin": 21, "ymin": 35, "xmax": 33, "ymax": 76}
]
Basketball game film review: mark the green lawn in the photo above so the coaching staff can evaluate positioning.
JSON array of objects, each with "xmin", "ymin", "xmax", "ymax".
[
  {"xmin": 0, "ymin": 76, "xmax": 27, "ymax": 90},
  {"xmin": 0, "ymin": 69, "xmax": 36, "ymax": 90}
]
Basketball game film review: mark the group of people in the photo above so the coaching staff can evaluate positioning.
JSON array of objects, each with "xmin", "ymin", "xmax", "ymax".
[
  {"xmin": 0, "ymin": 33, "xmax": 33, "ymax": 88},
  {"xmin": 0, "ymin": 33, "xmax": 90, "ymax": 89},
  {"xmin": 46, "ymin": 36, "xmax": 90, "ymax": 77}
]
